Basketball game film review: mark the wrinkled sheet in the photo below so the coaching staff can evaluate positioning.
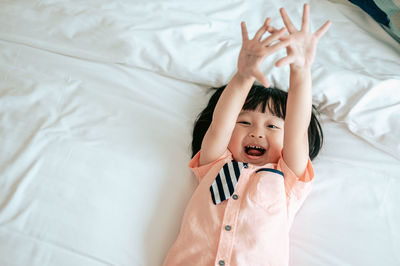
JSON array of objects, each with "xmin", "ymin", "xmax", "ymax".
[
  {"xmin": 0, "ymin": 0, "xmax": 399, "ymax": 265},
  {"xmin": 1, "ymin": 0, "xmax": 399, "ymax": 158}
]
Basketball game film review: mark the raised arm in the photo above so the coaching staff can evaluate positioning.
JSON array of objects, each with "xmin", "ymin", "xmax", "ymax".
[
  {"xmin": 199, "ymin": 18, "xmax": 289, "ymax": 166},
  {"xmin": 274, "ymin": 4, "xmax": 331, "ymax": 176}
]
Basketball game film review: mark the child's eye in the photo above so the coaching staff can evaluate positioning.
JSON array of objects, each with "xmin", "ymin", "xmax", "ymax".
[
  {"xmin": 238, "ymin": 121, "xmax": 250, "ymax": 125},
  {"xmin": 267, "ymin": 124, "xmax": 279, "ymax": 129}
]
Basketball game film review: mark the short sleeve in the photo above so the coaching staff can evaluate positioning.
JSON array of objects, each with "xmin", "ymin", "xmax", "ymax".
[
  {"xmin": 277, "ymin": 156, "xmax": 314, "ymax": 196},
  {"xmin": 188, "ymin": 150, "xmax": 232, "ymax": 183},
  {"xmin": 277, "ymin": 156, "xmax": 315, "ymax": 225}
]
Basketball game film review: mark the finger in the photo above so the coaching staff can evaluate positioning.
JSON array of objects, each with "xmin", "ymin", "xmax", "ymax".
[
  {"xmin": 261, "ymin": 27, "xmax": 287, "ymax": 46},
  {"xmin": 265, "ymin": 38, "xmax": 291, "ymax": 54},
  {"xmin": 241, "ymin": 21, "xmax": 249, "ymax": 42},
  {"xmin": 254, "ymin": 70, "xmax": 270, "ymax": 88},
  {"xmin": 267, "ymin": 26, "xmax": 279, "ymax": 34},
  {"xmin": 300, "ymin": 3, "xmax": 309, "ymax": 32},
  {"xmin": 254, "ymin": 17, "xmax": 271, "ymax": 41},
  {"xmin": 314, "ymin": 20, "xmax": 331, "ymax": 40},
  {"xmin": 280, "ymin": 7, "xmax": 297, "ymax": 33},
  {"xmin": 275, "ymin": 55, "xmax": 294, "ymax": 67}
]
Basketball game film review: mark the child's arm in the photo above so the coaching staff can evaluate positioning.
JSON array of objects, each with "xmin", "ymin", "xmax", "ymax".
[
  {"xmin": 199, "ymin": 18, "xmax": 289, "ymax": 166},
  {"xmin": 275, "ymin": 4, "xmax": 331, "ymax": 176}
]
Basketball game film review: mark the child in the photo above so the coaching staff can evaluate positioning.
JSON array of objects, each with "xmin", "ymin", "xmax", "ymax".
[{"xmin": 164, "ymin": 4, "xmax": 331, "ymax": 266}]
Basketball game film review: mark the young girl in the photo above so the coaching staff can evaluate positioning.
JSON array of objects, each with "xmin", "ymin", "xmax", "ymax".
[{"xmin": 164, "ymin": 4, "xmax": 331, "ymax": 266}]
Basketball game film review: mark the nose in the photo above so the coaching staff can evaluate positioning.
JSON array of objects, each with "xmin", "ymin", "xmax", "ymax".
[
  {"xmin": 249, "ymin": 132, "xmax": 264, "ymax": 139},
  {"xmin": 248, "ymin": 125, "xmax": 265, "ymax": 139}
]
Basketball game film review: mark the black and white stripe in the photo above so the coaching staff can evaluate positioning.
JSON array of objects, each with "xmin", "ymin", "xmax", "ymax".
[{"xmin": 210, "ymin": 160, "xmax": 247, "ymax": 205}]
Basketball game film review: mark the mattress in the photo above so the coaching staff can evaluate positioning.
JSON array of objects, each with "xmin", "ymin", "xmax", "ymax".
[{"xmin": 0, "ymin": 0, "xmax": 399, "ymax": 265}]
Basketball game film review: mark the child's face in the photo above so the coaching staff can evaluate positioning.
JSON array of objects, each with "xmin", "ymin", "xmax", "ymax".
[{"xmin": 228, "ymin": 107, "xmax": 284, "ymax": 166}]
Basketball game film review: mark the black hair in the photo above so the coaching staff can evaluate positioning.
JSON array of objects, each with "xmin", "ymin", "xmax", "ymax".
[{"xmin": 191, "ymin": 84, "xmax": 323, "ymax": 161}]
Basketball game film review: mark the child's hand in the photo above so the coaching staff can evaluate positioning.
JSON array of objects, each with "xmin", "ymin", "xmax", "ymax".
[
  {"xmin": 237, "ymin": 18, "xmax": 290, "ymax": 88},
  {"xmin": 272, "ymin": 4, "xmax": 331, "ymax": 69}
]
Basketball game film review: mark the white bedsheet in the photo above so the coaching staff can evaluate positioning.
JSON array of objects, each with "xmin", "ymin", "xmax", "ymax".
[
  {"xmin": 292, "ymin": 116, "xmax": 400, "ymax": 265},
  {"xmin": 0, "ymin": 0, "xmax": 399, "ymax": 265}
]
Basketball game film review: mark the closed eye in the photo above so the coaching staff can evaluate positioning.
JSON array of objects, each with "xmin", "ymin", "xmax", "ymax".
[{"xmin": 238, "ymin": 121, "xmax": 250, "ymax": 125}]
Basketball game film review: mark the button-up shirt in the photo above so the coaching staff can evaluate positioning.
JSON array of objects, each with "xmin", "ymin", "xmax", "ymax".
[{"xmin": 164, "ymin": 149, "xmax": 314, "ymax": 266}]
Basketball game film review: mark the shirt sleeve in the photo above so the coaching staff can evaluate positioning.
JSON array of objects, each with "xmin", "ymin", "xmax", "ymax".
[
  {"xmin": 188, "ymin": 150, "xmax": 232, "ymax": 183},
  {"xmin": 277, "ymin": 156, "xmax": 314, "ymax": 195},
  {"xmin": 277, "ymin": 155, "xmax": 314, "ymax": 225}
]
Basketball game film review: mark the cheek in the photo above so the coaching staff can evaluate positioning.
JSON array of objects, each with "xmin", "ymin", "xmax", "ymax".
[
  {"xmin": 267, "ymin": 132, "xmax": 283, "ymax": 149},
  {"xmin": 228, "ymin": 127, "xmax": 245, "ymax": 150},
  {"xmin": 269, "ymin": 132, "xmax": 284, "ymax": 149},
  {"xmin": 266, "ymin": 136, "xmax": 283, "ymax": 162}
]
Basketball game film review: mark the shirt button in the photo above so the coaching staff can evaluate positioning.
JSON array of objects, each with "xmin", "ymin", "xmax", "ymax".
[
  {"xmin": 232, "ymin": 194, "xmax": 239, "ymax": 200},
  {"xmin": 225, "ymin": 225, "xmax": 231, "ymax": 231},
  {"xmin": 219, "ymin": 260, "xmax": 225, "ymax": 265}
]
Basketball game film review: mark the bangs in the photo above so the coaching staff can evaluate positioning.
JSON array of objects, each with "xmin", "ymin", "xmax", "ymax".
[{"xmin": 242, "ymin": 85, "xmax": 287, "ymax": 119}]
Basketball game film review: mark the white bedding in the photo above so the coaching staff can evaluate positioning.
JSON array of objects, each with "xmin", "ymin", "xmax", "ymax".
[{"xmin": 0, "ymin": 0, "xmax": 399, "ymax": 265}]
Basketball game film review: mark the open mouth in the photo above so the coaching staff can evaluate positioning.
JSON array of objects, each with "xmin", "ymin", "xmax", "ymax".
[{"xmin": 245, "ymin": 145, "xmax": 266, "ymax": 157}]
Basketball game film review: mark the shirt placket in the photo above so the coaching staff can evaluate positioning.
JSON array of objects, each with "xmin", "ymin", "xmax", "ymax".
[{"xmin": 214, "ymin": 165, "xmax": 251, "ymax": 266}]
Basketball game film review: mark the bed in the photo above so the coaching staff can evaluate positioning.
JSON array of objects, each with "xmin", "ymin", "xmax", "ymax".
[{"xmin": 0, "ymin": 0, "xmax": 399, "ymax": 265}]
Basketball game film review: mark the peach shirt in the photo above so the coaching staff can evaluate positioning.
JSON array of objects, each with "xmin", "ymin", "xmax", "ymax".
[{"xmin": 164, "ymin": 149, "xmax": 314, "ymax": 266}]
